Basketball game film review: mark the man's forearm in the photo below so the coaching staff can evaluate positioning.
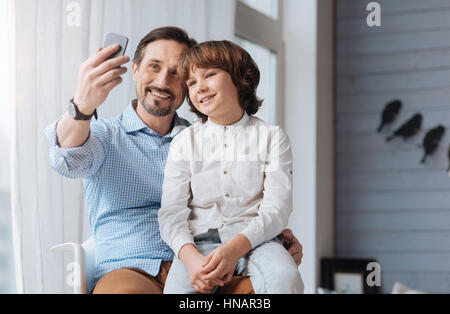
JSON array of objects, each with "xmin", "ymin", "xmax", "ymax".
[{"xmin": 56, "ymin": 112, "xmax": 91, "ymax": 148}]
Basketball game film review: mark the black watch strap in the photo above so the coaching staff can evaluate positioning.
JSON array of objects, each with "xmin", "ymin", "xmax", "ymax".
[{"xmin": 69, "ymin": 98, "xmax": 98, "ymax": 121}]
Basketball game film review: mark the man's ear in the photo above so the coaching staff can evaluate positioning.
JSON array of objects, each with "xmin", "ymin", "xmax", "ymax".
[{"xmin": 131, "ymin": 62, "xmax": 138, "ymax": 82}]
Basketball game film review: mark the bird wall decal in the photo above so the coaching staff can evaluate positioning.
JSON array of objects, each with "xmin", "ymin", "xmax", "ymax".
[
  {"xmin": 377, "ymin": 100, "xmax": 402, "ymax": 133},
  {"xmin": 386, "ymin": 113, "xmax": 423, "ymax": 142},
  {"xmin": 376, "ymin": 102, "xmax": 450, "ymax": 174},
  {"xmin": 420, "ymin": 125, "xmax": 445, "ymax": 164}
]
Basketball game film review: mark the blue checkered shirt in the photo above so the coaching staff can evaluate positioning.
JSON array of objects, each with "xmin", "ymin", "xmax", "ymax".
[{"xmin": 44, "ymin": 102, "xmax": 190, "ymax": 285}]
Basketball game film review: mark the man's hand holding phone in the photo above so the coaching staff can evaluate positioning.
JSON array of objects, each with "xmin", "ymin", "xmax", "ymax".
[
  {"xmin": 56, "ymin": 34, "xmax": 129, "ymax": 149},
  {"xmin": 73, "ymin": 42, "xmax": 129, "ymax": 115}
]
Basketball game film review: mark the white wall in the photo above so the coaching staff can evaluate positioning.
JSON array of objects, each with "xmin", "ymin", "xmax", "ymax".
[{"xmin": 283, "ymin": 0, "xmax": 335, "ymax": 293}]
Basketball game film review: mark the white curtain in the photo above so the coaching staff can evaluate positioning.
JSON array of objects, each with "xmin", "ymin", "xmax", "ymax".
[{"xmin": 10, "ymin": 0, "xmax": 235, "ymax": 294}]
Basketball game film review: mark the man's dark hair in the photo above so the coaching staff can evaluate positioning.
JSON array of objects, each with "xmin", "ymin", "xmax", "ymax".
[{"xmin": 133, "ymin": 26, "xmax": 197, "ymax": 67}]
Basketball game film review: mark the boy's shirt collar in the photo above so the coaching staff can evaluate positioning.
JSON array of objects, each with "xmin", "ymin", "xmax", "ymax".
[{"xmin": 204, "ymin": 111, "xmax": 250, "ymax": 130}]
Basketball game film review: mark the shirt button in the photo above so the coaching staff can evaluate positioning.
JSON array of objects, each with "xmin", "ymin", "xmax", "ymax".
[
  {"xmin": 224, "ymin": 144, "xmax": 228, "ymax": 148},
  {"xmin": 225, "ymin": 193, "xmax": 230, "ymax": 198},
  {"xmin": 224, "ymin": 170, "xmax": 228, "ymax": 175}
]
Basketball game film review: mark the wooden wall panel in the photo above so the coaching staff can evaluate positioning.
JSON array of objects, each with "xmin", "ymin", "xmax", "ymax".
[{"xmin": 336, "ymin": 0, "xmax": 450, "ymax": 293}]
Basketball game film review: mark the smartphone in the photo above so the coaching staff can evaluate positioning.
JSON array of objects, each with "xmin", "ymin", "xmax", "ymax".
[{"xmin": 103, "ymin": 33, "xmax": 129, "ymax": 61}]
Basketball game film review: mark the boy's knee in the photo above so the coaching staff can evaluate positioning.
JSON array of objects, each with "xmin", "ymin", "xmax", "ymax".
[
  {"xmin": 284, "ymin": 269, "xmax": 304, "ymax": 293},
  {"xmin": 269, "ymin": 268, "xmax": 304, "ymax": 294}
]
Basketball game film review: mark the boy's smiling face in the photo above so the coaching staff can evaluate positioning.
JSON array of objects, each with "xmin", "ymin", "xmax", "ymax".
[{"xmin": 186, "ymin": 67, "xmax": 242, "ymax": 124}]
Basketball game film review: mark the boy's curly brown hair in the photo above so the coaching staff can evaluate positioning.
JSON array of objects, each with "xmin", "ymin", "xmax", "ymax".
[{"xmin": 178, "ymin": 40, "xmax": 263, "ymax": 122}]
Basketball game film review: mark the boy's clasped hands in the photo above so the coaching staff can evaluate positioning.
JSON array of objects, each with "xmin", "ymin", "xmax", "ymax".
[{"xmin": 179, "ymin": 234, "xmax": 252, "ymax": 294}]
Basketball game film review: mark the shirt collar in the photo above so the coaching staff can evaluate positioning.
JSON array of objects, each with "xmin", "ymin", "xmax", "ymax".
[
  {"xmin": 122, "ymin": 101, "xmax": 189, "ymax": 138},
  {"xmin": 166, "ymin": 113, "xmax": 189, "ymax": 138},
  {"xmin": 205, "ymin": 111, "xmax": 250, "ymax": 130},
  {"xmin": 121, "ymin": 100, "xmax": 189, "ymax": 137},
  {"xmin": 121, "ymin": 101, "xmax": 149, "ymax": 133}
]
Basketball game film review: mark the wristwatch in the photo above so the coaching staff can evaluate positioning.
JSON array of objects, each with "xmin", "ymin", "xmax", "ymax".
[{"xmin": 68, "ymin": 98, "xmax": 98, "ymax": 121}]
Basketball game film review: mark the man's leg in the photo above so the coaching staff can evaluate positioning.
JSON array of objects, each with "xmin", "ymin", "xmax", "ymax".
[
  {"xmin": 216, "ymin": 276, "xmax": 254, "ymax": 294},
  {"xmin": 92, "ymin": 262, "xmax": 171, "ymax": 294}
]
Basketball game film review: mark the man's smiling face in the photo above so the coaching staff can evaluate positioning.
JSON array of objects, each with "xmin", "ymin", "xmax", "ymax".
[{"xmin": 132, "ymin": 39, "xmax": 187, "ymax": 117}]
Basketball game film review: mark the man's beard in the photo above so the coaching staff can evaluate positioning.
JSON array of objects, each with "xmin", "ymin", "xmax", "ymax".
[{"xmin": 138, "ymin": 88, "xmax": 175, "ymax": 117}]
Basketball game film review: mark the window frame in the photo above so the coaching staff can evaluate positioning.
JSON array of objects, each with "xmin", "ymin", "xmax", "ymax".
[{"xmin": 235, "ymin": 0, "xmax": 285, "ymax": 126}]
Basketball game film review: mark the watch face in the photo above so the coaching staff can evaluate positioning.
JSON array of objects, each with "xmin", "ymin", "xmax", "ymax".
[{"xmin": 68, "ymin": 102, "xmax": 77, "ymax": 118}]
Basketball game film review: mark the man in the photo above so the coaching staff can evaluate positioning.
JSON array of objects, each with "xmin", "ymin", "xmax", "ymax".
[{"xmin": 45, "ymin": 27, "xmax": 303, "ymax": 294}]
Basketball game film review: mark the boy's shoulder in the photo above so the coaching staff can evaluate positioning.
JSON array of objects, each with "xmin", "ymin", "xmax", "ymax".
[
  {"xmin": 248, "ymin": 115, "xmax": 273, "ymax": 126},
  {"xmin": 170, "ymin": 119, "xmax": 201, "ymax": 145},
  {"xmin": 248, "ymin": 115, "xmax": 290, "ymax": 141},
  {"xmin": 248, "ymin": 115, "xmax": 285, "ymax": 131}
]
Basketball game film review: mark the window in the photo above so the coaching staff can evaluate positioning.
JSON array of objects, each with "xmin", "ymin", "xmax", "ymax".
[
  {"xmin": 240, "ymin": 0, "xmax": 279, "ymax": 19},
  {"xmin": 235, "ymin": 0, "xmax": 284, "ymax": 125},
  {"xmin": 0, "ymin": 0, "xmax": 15, "ymax": 293},
  {"xmin": 235, "ymin": 37, "xmax": 278, "ymax": 124}
]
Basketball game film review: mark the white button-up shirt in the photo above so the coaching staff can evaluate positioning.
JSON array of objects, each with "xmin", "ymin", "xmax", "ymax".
[{"xmin": 159, "ymin": 112, "xmax": 293, "ymax": 256}]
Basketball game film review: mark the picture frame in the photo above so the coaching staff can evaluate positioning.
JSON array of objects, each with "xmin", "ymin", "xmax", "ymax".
[{"xmin": 320, "ymin": 258, "xmax": 381, "ymax": 294}]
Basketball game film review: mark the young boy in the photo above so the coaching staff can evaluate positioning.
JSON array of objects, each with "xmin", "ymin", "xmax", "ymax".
[{"xmin": 158, "ymin": 40, "xmax": 304, "ymax": 294}]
